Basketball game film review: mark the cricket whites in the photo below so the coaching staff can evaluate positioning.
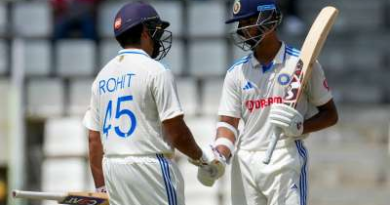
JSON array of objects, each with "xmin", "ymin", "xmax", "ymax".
[{"xmin": 263, "ymin": 6, "xmax": 339, "ymax": 164}]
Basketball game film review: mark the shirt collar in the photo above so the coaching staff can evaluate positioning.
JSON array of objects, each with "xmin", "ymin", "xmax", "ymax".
[
  {"xmin": 118, "ymin": 48, "xmax": 150, "ymax": 58},
  {"xmin": 250, "ymin": 42, "xmax": 286, "ymax": 72}
]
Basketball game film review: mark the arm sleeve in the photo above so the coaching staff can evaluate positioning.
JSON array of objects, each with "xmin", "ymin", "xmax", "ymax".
[
  {"xmin": 218, "ymin": 70, "xmax": 241, "ymax": 118},
  {"xmin": 306, "ymin": 61, "xmax": 333, "ymax": 106},
  {"xmin": 83, "ymin": 82, "xmax": 100, "ymax": 131},
  {"xmin": 152, "ymin": 69, "xmax": 184, "ymax": 121}
]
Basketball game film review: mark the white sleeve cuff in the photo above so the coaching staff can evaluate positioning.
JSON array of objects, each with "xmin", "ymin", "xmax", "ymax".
[{"xmin": 83, "ymin": 111, "xmax": 100, "ymax": 131}]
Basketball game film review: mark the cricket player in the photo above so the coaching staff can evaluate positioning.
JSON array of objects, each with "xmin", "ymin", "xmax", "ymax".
[
  {"xmin": 196, "ymin": 0, "xmax": 339, "ymax": 204},
  {"xmin": 83, "ymin": 2, "xmax": 224, "ymax": 205}
]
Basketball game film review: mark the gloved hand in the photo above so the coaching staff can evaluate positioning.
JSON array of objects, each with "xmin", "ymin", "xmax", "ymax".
[
  {"xmin": 96, "ymin": 186, "xmax": 107, "ymax": 193},
  {"xmin": 269, "ymin": 104, "xmax": 304, "ymax": 138},
  {"xmin": 189, "ymin": 145, "xmax": 226, "ymax": 186}
]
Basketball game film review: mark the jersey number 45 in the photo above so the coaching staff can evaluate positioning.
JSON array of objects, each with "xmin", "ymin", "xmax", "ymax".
[{"xmin": 103, "ymin": 95, "xmax": 137, "ymax": 138}]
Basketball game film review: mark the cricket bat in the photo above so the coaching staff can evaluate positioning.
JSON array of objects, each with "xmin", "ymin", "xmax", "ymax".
[
  {"xmin": 263, "ymin": 6, "xmax": 339, "ymax": 164},
  {"xmin": 12, "ymin": 190, "xmax": 109, "ymax": 205}
]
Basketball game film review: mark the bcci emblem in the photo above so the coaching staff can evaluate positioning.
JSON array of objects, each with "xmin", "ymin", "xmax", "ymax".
[
  {"xmin": 114, "ymin": 17, "xmax": 122, "ymax": 30},
  {"xmin": 277, "ymin": 73, "xmax": 291, "ymax": 86},
  {"xmin": 233, "ymin": 0, "xmax": 241, "ymax": 14}
]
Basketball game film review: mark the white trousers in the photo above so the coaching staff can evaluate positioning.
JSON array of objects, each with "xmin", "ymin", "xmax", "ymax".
[
  {"xmin": 103, "ymin": 154, "xmax": 185, "ymax": 205},
  {"xmin": 231, "ymin": 140, "xmax": 308, "ymax": 205}
]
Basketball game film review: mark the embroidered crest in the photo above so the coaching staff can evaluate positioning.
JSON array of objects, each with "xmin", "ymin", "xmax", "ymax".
[
  {"xmin": 233, "ymin": 0, "xmax": 241, "ymax": 15},
  {"xmin": 277, "ymin": 73, "xmax": 291, "ymax": 86}
]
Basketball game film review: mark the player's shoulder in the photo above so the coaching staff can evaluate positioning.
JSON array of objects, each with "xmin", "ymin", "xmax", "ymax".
[
  {"xmin": 147, "ymin": 59, "xmax": 172, "ymax": 75},
  {"xmin": 93, "ymin": 58, "xmax": 114, "ymax": 81},
  {"xmin": 285, "ymin": 44, "xmax": 301, "ymax": 58},
  {"xmin": 227, "ymin": 54, "xmax": 252, "ymax": 73},
  {"xmin": 120, "ymin": 54, "xmax": 170, "ymax": 75}
]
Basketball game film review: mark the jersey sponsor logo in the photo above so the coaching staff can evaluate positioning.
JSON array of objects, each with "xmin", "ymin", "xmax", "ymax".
[
  {"xmin": 99, "ymin": 73, "xmax": 135, "ymax": 95},
  {"xmin": 245, "ymin": 96, "xmax": 282, "ymax": 112},
  {"xmin": 243, "ymin": 81, "xmax": 254, "ymax": 90}
]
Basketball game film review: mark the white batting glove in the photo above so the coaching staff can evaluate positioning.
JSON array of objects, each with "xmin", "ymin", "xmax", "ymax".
[
  {"xmin": 189, "ymin": 145, "xmax": 226, "ymax": 186},
  {"xmin": 197, "ymin": 165, "xmax": 219, "ymax": 186},
  {"xmin": 96, "ymin": 186, "xmax": 107, "ymax": 193},
  {"xmin": 269, "ymin": 104, "xmax": 304, "ymax": 138}
]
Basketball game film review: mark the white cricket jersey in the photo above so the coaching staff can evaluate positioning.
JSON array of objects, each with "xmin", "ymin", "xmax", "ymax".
[
  {"xmin": 218, "ymin": 42, "xmax": 332, "ymax": 151},
  {"xmin": 83, "ymin": 49, "xmax": 184, "ymax": 156}
]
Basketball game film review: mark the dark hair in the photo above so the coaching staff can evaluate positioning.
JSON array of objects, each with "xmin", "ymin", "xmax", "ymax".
[{"xmin": 115, "ymin": 23, "xmax": 144, "ymax": 48}]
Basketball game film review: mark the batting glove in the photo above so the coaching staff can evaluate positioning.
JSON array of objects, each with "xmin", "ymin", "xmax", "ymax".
[
  {"xmin": 189, "ymin": 145, "xmax": 226, "ymax": 186},
  {"xmin": 269, "ymin": 104, "xmax": 304, "ymax": 138}
]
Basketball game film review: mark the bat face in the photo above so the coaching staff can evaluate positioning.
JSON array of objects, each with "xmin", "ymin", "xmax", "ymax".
[
  {"xmin": 282, "ymin": 59, "xmax": 304, "ymax": 108},
  {"xmin": 60, "ymin": 195, "xmax": 108, "ymax": 205}
]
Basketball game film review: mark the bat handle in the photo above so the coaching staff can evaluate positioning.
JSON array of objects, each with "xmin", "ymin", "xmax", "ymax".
[
  {"xmin": 12, "ymin": 190, "xmax": 66, "ymax": 201},
  {"xmin": 263, "ymin": 127, "xmax": 282, "ymax": 164}
]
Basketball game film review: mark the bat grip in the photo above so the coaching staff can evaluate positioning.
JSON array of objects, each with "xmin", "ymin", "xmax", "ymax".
[
  {"xmin": 263, "ymin": 127, "xmax": 282, "ymax": 164},
  {"xmin": 12, "ymin": 190, "xmax": 66, "ymax": 201}
]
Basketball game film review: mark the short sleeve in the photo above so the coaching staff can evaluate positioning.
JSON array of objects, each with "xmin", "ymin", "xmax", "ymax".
[
  {"xmin": 83, "ymin": 82, "xmax": 100, "ymax": 131},
  {"xmin": 307, "ymin": 61, "xmax": 333, "ymax": 106},
  {"xmin": 218, "ymin": 70, "xmax": 241, "ymax": 118},
  {"xmin": 152, "ymin": 69, "xmax": 184, "ymax": 121}
]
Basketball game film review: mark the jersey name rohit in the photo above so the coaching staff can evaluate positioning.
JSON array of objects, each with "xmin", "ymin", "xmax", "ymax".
[{"xmin": 98, "ymin": 73, "xmax": 136, "ymax": 95}]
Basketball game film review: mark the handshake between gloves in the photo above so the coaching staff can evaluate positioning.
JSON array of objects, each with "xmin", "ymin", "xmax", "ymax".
[
  {"xmin": 269, "ymin": 104, "xmax": 304, "ymax": 138},
  {"xmin": 189, "ymin": 145, "xmax": 226, "ymax": 187}
]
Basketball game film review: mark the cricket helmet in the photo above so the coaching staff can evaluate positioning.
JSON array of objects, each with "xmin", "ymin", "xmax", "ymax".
[
  {"xmin": 226, "ymin": 0, "xmax": 283, "ymax": 51},
  {"xmin": 114, "ymin": 1, "xmax": 172, "ymax": 60}
]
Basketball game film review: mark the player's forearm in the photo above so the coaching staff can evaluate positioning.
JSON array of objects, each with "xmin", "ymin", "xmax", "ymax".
[
  {"xmin": 88, "ymin": 130, "xmax": 105, "ymax": 188},
  {"xmin": 171, "ymin": 129, "xmax": 203, "ymax": 160},
  {"xmin": 303, "ymin": 100, "xmax": 338, "ymax": 134},
  {"xmin": 162, "ymin": 116, "xmax": 203, "ymax": 160},
  {"xmin": 215, "ymin": 116, "xmax": 240, "ymax": 159}
]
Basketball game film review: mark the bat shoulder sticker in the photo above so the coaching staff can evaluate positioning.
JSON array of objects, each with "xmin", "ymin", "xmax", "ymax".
[{"xmin": 13, "ymin": 190, "xmax": 109, "ymax": 205}]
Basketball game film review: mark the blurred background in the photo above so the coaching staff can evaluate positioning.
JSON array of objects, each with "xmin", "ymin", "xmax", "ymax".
[{"xmin": 0, "ymin": 0, "xmax": 389, "ymax": 205}]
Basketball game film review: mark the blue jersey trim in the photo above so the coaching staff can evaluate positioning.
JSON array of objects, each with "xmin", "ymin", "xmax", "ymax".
[
  {"xmin": 228, "ymin": 55, "xmax": 251, "ymax": 72},
  {"xmin": 286, "ymin": 51, "xmax": 300, "ymax": 57},
  {"xmin": 286, "ymin": 47, "xmax": 300, "ymax": 53},
  {"xmin": 285, "ymin": 46, "xmax": 301, "ymax": 55},
  {"xmin": 285, "ymin": 49, "xmax": 300, "ymax": 56},
  {"xmin": 118, "ymin": 51, "xmax": 149, "ymax": 57},
  {"xmin": 285, "ymin": 45, "xmax": 300, "ymax": 57},
  {"xmin": 262, "ymin": 61, "xmax": 274, "ymax": 73}
]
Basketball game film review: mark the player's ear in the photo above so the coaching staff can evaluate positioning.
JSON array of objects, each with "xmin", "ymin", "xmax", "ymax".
[{"xmin": 141, "ymin": 25, "xmax": 154, "ymax": 42}]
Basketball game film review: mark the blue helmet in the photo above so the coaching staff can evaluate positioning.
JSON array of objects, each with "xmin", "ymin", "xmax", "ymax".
[
  {"xmin": 113, "ymin": 1, "xmax": 172, "ymax": 60},
  {"xmin": 226, "ymin": 0, "xmax": 282, "ymax": 51}
]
